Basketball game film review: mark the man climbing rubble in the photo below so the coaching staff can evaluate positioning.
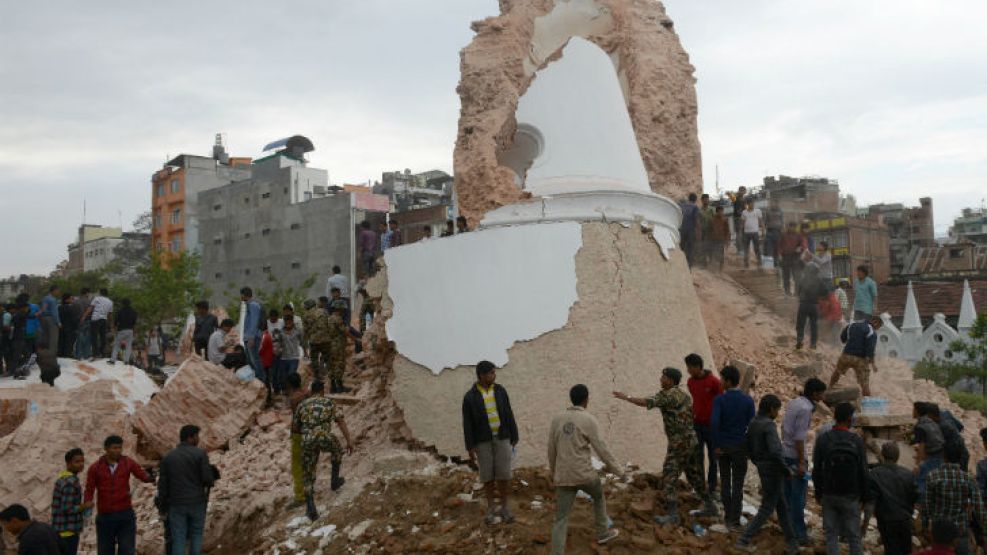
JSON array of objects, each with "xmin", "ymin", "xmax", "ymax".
[
  {"xmin": 294, "ymin": 380, "xmax": 355, "ymax": 521},
  {"xmin": 326, "ymin": 297, "xmax": 352, "ymax": 394},
  {"xmin": 302, "ymin": 299, "xmax": 332, "ymax": 382},
  {"xmin": 613, "ymin": 367, "xmax": 718, "ymax": 526},
  {"xmin": 830, "ymin": 316, "xmax": 882, "ymax": 397}
]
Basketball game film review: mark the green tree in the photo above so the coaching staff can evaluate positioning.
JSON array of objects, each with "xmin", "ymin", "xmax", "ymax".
[
  {"xmin": 113, "ymin": 251, "xmax": 208, "ymax": 333},
  {"xmin": 914, "ymin": 314, "xmax": 987, "ymax": 394},
  {"xmin": 49, "ymin": 270, "xmax": 109, "ymax": 298},
  {"xmin": 221, "ymin": 273, "xmax": 318, "ymax": 323}
]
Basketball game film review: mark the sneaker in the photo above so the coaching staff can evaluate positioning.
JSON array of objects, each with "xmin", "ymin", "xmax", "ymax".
[
  {"xmin": 483, "ymin": 507, "xmax": 499, "ymax": 526},
  {"xmin": 652, "ymin": 513, "xmax": 680, "ymax": 525},
  {"xmin": 597, "ymin": 528, "xmax": 619, "ymax": 545},
  {"xmin": 734, "ymin": 540, "xmax": 756, "ymax": 552},
  {"xmin": 499, "ymin": 506, "xmax": 515, "ymax": 524}
]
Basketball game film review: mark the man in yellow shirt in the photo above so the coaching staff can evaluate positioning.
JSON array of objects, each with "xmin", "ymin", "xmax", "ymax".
[{"xmin": 462, "ymin": 361, "xmax": 519, "ymax": 525}]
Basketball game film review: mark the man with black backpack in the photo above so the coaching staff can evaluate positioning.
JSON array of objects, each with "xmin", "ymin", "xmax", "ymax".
[{"xmin": 812, "ymin": 402, "xmax": 869, "ymax": 555}]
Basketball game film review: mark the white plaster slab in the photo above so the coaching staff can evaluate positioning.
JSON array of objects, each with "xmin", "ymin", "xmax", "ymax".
[{"xmin": 385, "ymin": 222, "xmax": 582, "ymax": 374}]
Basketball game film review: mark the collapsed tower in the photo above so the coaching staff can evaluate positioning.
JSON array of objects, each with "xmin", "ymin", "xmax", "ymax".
[{"xmin": 376, "ymin": 0, "xmax": 712, "ymax": 470}]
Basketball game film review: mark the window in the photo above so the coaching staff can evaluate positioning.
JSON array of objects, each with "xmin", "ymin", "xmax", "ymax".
[
  {"xmin": 244, "ymin": 197, "xmax": 250, "ymax": 204},
  {"xmin": 170, "ymin": 179, "xmax": 180, "ymax": 194},
  {"xmin": 244, "ymin": 268, "xmax": 251, "ymax": 276},
  {"xmin": 215, "ymin": 273, "xmax": 223, "ymax": 279},
  {"xmin": 261, "ymin": 228, "xmax": 271, "ymax": 236},
  {"xmin": 170, "ymin": 209, "xmax": 182, "ymax": 224},
  {"xmin": 213, "ymin": 204, "xmax": 222, "ymax": 211},
  {"xmin": 170, "ymin": 237, "xmax": 181, "ymax": 252},
  {"xmin": 156, "ymin": 183, "xmax": 165, "ymax": 197},
  {"xmin": 284, "ymin": 187, "xmax": 288, "ymax": 194},
  {"xmin": 153, "ymin": 213, "xmax": 161, "ymax": 228},
  {"xmin": 244, "ymin": 232, "xmax": 251, "ymax": 239},
  {"xmin": 290, "ymin": 223, "xmax": 301, "ymax": 230},
  {"xmin": 291, "ymin": 262, "xmax": 301, "ymax": 269},
  {"xmin": 213, "ymin": 236, "xmax": 222, "ymax": 245},
  {"xmin": 950, "ymin": 248, "xmax": 965, "ymax": 259},
  {"xmin": 261, "ymin": 192, "xmax": 271, "ymax": 199},
  {"xmin": 262, "ymin": 265, "xmax": 272, "ymax": 273}
]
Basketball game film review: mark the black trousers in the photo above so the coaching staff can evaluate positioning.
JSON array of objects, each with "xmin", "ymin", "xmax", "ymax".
[
  {"xmin": 90, "ymin": 319, "xmax": 108, "ymax": 358},
  {"xmin": 717, "ymin": 444, "xmax": 749, "ymax": 526},
  {"xmin": 877, "ymin": 519, "xmax": 912, "ymax": 555},
  {"xmin": 796, "ymin": 303, "xmax": 819, "ymax": 348}
]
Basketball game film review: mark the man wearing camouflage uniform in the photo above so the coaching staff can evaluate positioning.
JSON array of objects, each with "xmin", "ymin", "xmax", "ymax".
[
  {"xmin": 614, "ymin": 367, "xmax": 718, "ymax": 525},
  {"xmin": 294, "ymin": 380, "xmax": 354, "ymax": 521},
  {"xmin": 326, "ymin": 299, "xmax": 351, "ymax": 394},
  {"xmin": 301, "ymin": 298, "xmax": 332, "ymax": 381}
]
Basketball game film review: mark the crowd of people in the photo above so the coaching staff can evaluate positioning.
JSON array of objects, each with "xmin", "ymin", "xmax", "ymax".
[{"xmin": 463, "ymin": 352, "xmax": 984, "ymax": 555}]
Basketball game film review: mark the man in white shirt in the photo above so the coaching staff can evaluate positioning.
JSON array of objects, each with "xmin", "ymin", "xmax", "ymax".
[
  {"xmin": 82, "ymin": 288, "xmax": 114, "ymax": 360},
  {"xmin": 740, "ymin": 199, "xmax": 764, "ymax": 268},
  {"xmin": 326, "ymin": 265, "xmax": 349, "ymax": 300},
  {"xmin": 207, "ymin": 319, "xmax": 235, "ymax": 365}
]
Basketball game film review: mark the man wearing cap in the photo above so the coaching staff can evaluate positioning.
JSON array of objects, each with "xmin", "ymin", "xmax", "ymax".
[{"xmin": 614, "ymin": 367, "xmax": 718, "ymax": 526}]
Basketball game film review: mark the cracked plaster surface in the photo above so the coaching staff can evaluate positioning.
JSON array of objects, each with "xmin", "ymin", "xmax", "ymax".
[
  {"xmin": 454, "ymin": 0, "xmax": 701, "ymax": 224},
  {"xmin": 389, "ymin": 221, "xmax": 713, "ymax": 470}
]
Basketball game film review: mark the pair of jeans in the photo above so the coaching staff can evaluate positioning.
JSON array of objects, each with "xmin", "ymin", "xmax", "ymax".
[
  {"xmin": 90, "ymin": 319, "xmax": 108, "ymax": 358},
  {"xmin": 96, "ymin": 508, "xmax": 136, "ymax": 555},
  {"xmin": 59, "ymin": 533, "xmax": 80, "ymax": 555},
  {"xmin": 279, "ymin": 359, "xmax": 299, "ymax": 393},
  {"xmin": 821, "ymin": 494, "xmax": 862, "ymax": 555},
  {"xmin": 783, "ymin": 457, "xmax": 808, "ymax": 541},
  {"xmin": 75, "ymin": 324, "xmax": 91, "ymax": 359},
  {"xmin": 796, "ymin": 303, "xmax": 819, "ymax": 348},
  {"xmin": 877, "ymin": 518, "xmax": 912, "ymax": 555},
  {"xmin": 110, "ymin": 329, "xmax": 134, "ymax": 364},
  {"xmin": 680, "ymin": 230, "xmax": 697, "ymax": 268},
  {"xmin": 717, "ymin": 444, "xmax": 749, "ymax": 526},
  {"xmin": 742, "ymin": 467, "xmax": 795, "ymax": 543},
  {"xmin": 743, "ymin": 232, "xmax": 761, "ymax": 266},
  {"xmin": 169, "ymin": 503, "xmax": 207, "ymax": 555},
  {"xmin": 693, "ymin": 424, "xmax": 717, "ymax": 493},
  {"xmin": 550, "ymin": 478, "xmax": 610, "ymax": 555},
  {"xmin": 245, "ymin": 336, "xmax": 262, "ymax": 374}
]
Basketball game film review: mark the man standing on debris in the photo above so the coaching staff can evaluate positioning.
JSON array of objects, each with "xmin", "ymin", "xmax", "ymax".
[
  {"xmin": 295, "ymin": 380, "xmax": 355, "ymax": 521},
  {"xmin": 287, "ymin": 373, "xmax": 310, "ymax": 508},
  {"xmin": 913, "ymin": 401, "xmax": 946, "ymax": 509},
  {"xmin": 679, "ymin": 193, "xmax": 701, "ymax": 268},
  {"xmin": 930, "ymin": 404, "xmax": 969, "ymax": 472},
  {"xmin": 302, "ymin": 299, "xmax": 332, "ymax": 382},
  {"xmin": 0, "ymin": 504, "xmax": 62, "ymax": 555},
  {"xmin": 732, "ymin": 186, "xmax": 747, "ymax": 253},
  {"xmin": 852, "ymin": 265, "xmax": 878, "ymax": 321},
  {"xmin": 548, "ymin": 384, "xmax": 623, "ymax": 553},
  {"xmin": 711, "ymin": 365, "xmax": 754, "ymax": 532},
  {"xmin": 740, "ymin": 198, "xmax": 764, "ymax": 268},
  {"xmin": 862, "ymin": 442, "xmax": 917, "ymax": 555},
  {"xmin": 52, "ymin": 448, "xmax": 86, "ymax": 555},
  {"xmin": 706, "ymin": 205, "xmax": 731, "ymax": 272},
  {"xmin": 830, "ymin": 316, "xmax": 882, "ymax": 397},
  {"xmin": 781, "ymin": 377, "xmax": 827, "ymax": 545},
  {"xmin": 192, "ymin": 301, "xmax": 218, "ymax": 358},
  {"xmin": 614, "ymin": 367, "xmax": 718, "ymax": 525},
  {"xmin": 462, "ymin": 360, "xmax": 520, "ymax": 526},
  {"xmin": 84, "ymin": 288, "xmax": 113, "ymax": 360},
  {"xmin": 240, "ymin": 287, "xmax": 263, "ymax": 376},
  {"xmin": 358, "ymin": 221, "xmax": 378, "ymax": 277},
  {"xmin": 108, "ymin": 298, "xmax": 137, "ymax": 365},
  {"xmin": 73, "ymin": 288, "xmax": 93, "ymax": 360},
  {"xmin": 207, "ymin": 319, "xmax": 234, "ymax": 366},
  {"xmin": 38, "ymin": 285, "xmax": 61, "ymax": 356},
  {"xmin": 685, "ymin": 354, "xmax": 722, "ymax": 496},
  {"xmin": 326, "ymin": 265, "xmax": 349, "ymax": 304},
  {"xmin": 925, "ymin": 443, "xmax": 986, "ymax": 555},
  {"xmin": 736, "ymin": 394, "xmax": 798, "ymax": 554},
  {"xmin": 84, "ymin": 435, "xmax": 154, "ymax": 555},
  {"xmin": 158, "ymin": 425, "xmax": 217, "ymax": 555},
  {"xmin": 812, "ymin": 402, "xmax": 869, "ymax": 555},
  {"xmin": 778, "ymin": 223, "xmax": 806, "ymax": 295},
  {"xmin": 326, "ymin": 297, "xmax": 351, "ymax": 394},
  {"xmin": 795, "ymin": 263, "xmax": 827, "ymax": 350}
]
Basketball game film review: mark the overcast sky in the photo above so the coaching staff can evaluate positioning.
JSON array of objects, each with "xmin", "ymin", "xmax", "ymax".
[{"xmin": 2, "ymin": 0, "xmax": 985, "ymax": 276}]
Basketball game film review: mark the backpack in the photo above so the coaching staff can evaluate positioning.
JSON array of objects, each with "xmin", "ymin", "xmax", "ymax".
[{"xmin": 821, "ymin": 433, "xmax": 861, "ymax": 495}]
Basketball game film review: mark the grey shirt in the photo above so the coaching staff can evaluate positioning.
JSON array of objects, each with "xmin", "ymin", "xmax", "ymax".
[
  {"xmin": 207, "ymin": 329, "xmax": 226, "ymax": 365},
  {"xmin": 782, "ymin": 396, "xmax": 815, "ymax": 459}
]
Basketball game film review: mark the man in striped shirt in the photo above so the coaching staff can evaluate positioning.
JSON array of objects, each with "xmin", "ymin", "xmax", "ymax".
[{"xmin": 462, "ymin": 361, "xmax": 519, "ymax": 525}]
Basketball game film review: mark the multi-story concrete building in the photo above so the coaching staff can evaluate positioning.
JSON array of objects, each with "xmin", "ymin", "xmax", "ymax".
[
  {"xmin": 65, "ymin": 224, "xmax": 150, "ymax": 276},
  {"xmin": 374, "ymin": 169, "xmax": 453, "ymax": 212},
  {"xmin": 902, "ymin": 242, "xmax": 987, "ymax": 280},
  {"xmin": 804, "ymin": 214, "xmax": 891, "ymax": 284},
  {"xmin": 151, "ymin": 134, "xmax": 252, "ymax": 255},
  {"xmin": 861, "ymin": 197, "xmax": 935, "ymax": 277},
  {"xmin": 762, "ymin": 175, "xmax": 841, "ymax": 219},
  {"xmin": 950, "ymin": 207, "xmax": 987, "ymax": 245},
  {"xmin": 197, "ymin": 137, "xmax": 388, "ymax": 305}
]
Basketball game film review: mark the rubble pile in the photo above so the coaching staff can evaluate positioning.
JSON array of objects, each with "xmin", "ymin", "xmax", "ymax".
[{"xmin": 132, "ymin": 356, "xmax": 267, "ymax": 458}]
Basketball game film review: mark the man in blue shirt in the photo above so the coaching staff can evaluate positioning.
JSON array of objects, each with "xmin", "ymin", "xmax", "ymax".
[
  {"xmin": 711, "ymin": 365, "xmax": 755, "ymax": 531},
  {"xmin": 852, "ymin": 265, "xmax": 878, "ymax": 321},
  {"xmin": 240, "ymin": 287, "xmax": 263, "ymax": 375},
  {"xmin": 38, "ymin": 285, "xmax": 61, "ymax": 353}
]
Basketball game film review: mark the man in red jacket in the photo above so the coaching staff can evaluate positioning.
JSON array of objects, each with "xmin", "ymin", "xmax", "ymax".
[
  {"xmin": 84, "ymin": 435, "xmax": 154, "ymax": 555},
  {"xmin": 685, "ymin": 354, "xmax": 723, "ymax": 496}
]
